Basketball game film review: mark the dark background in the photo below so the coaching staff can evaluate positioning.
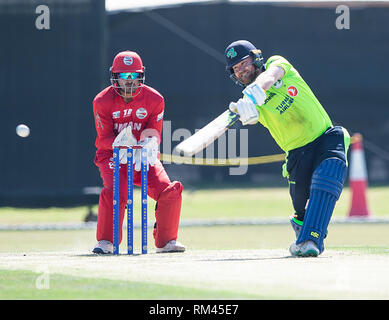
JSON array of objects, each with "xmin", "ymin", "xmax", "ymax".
[{"xmin": 1, "ymin": 0, "xmax": 388, "ymax": 207}]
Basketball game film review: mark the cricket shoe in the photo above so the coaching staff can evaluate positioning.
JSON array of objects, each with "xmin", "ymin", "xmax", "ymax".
[
  {"xmin": 290, "ymin": 216, "xmax": 329, "ymax": 239},
  {"xmin": 92, "ymin": 240, "xmax": 113, "ymax": 254},
  {"xmin": 290, "ymin": 216, "xmax": 326, "ymax": 253},
  {"xmin": 156, "ymin": 240, "xmax": 186, "ymax": 253},
  {"xmin": 290, "ymin": 216, "xmax": 303, "ymax": 238},
  {"xmin": 289, "ymin": 240, "xmax": 320, "ymax": 257}
]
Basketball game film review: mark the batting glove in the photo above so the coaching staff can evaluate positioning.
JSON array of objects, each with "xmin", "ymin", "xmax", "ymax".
[{"xmin": 229, "ymin": 98, "xmax": 259, "ymax": 125}]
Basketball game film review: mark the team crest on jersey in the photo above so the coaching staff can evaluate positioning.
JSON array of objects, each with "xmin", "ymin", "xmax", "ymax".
[
  {"xmin": 136, "ymin": 108, "xmax": 148, "ymax": 119},
  {"xmin": 287, "ymin": 86, "xmax": 298, "ymax": 97},
  {"xmin": 112, "ymin": 111, "xmax": 120, "ymax": 119},
  {"xmin": 273, "ymin": 79, "xmax": 283, "ymax": 89},
  {"xmin": 123, "ymin": 56, "xmax": 133, "ymax": 65}
]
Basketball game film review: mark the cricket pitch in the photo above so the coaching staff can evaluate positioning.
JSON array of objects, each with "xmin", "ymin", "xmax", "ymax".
[{"xmin": 1, "ymin": 249, "xmax": 388, "ymax": 299}]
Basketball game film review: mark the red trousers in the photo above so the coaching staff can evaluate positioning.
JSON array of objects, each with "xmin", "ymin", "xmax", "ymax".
[{"xmin": 95, "ymin": 154, "xmax": 183, "ymax": 248}]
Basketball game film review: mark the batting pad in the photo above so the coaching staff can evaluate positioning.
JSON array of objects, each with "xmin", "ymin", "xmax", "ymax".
[{"xmin": 296, "ymin": 158, "xmax": 347, "ymax": 251}]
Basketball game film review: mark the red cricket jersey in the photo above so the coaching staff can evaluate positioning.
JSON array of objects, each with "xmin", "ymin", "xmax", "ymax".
[{"xmin": 93, "ymin": 85, "xmax": 165, "ymax": 160}]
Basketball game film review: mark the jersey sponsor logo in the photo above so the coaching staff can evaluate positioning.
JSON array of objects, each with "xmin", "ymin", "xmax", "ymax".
[
  {"xmin": 157, "ymin": 111, "xmax": 164, "ymax": 122},
  {"xmin": 287, "ymin": 86, "xmax": 298, "ymax": 97},
  {"xmin": 123, "ymin": 56, "xmax": 133, "ymax": 65},
  {"xmin": 136, "ymin": 108, "xmax": 148, "ymax": 119},
  {"xmin": 112, "ymin": 111, "xmax": 120, "ymax": 119},
  {"xmin": 264, "ymin": 92, "xmax": 276, "ymax": 104},
  {"xmin": 123, "ymin": 109, "xmax": 132, "ymax": 117},
  {"xmin": 276, "ymin": 96, "xmax": 294, "ymax": 114},
  {"xmin": 273, "ymin": 79, "xmax": 283, "ymax": 89}
]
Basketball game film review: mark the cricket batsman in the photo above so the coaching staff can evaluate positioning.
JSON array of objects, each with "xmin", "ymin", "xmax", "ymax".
[
  {"xmin": 92, "ymin": 50, "xmax": 186, "ymax": 254},
  {"xmin": 225, "ymin": 40, "xmax": 350, "ymax": 257}
]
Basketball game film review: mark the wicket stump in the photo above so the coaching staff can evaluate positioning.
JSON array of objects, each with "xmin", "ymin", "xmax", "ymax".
[{"xmin": 112, "ymin": 146, "xmax": 148, "ymax": 255}]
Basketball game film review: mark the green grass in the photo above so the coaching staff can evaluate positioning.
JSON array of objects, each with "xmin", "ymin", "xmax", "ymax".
[
  {"xmin": 0, "ymin": 206, "xmax": 90, "ymax": 224},
  {"xmin": 329, "ymin": 246, "xmax": 389, "ymax": 254},
  {"xmin": 0, "ymin": 269, "xmax": 261, "ymax": 300},
  {"xmin": 0, "ymin": 186, "xmax": 388, "ymax": 300},
  {"xmin": 0, "ymin": 186, "xmax": 387, "ymax": 225},
  {"xmin": 0, "ymin": 224, "xmax": 388, "ymax": 253}
]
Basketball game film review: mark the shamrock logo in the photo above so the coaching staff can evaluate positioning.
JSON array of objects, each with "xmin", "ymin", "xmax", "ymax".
[{"xmin": 226, "ymin": 47, "xmax": 237, "ymax": 59}]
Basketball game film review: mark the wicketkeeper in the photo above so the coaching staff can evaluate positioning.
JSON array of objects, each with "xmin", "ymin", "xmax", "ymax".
[
  {"xmin": 92, "ymin": 50, "xmax": 186, "ymax": 254},
  {"xmin": 225, "ymin": 40, "xmax": 350, "ymax": 257}
]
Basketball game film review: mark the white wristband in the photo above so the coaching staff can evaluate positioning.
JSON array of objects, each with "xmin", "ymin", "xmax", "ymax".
[{"xmin": 242, "ymin": 83, "xmax": 266, "ymax": 106}]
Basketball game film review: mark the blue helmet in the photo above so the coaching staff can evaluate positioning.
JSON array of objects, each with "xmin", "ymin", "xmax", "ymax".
[{"xmin": 224, "ymin": 40, "xmax": 264, "ymax": 86}]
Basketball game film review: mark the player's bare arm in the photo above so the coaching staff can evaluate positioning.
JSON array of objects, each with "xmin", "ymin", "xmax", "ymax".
[
  {"xmin": 241, "ymin": 65, "xmax": 285, "ymax": 108},
  {"xmin": 254, "ymin": 65, "xmax": 285, "ymax": 91}
]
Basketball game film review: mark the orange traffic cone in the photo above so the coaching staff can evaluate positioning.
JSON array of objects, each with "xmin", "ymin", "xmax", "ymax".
[{"xmin": 348, "ymin": 133, "xmax": 371, "ymax": 218}]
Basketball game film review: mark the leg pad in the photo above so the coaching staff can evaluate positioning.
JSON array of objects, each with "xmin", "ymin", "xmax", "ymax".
[{"xmin": 296, "ymin": 158, "xmax": 347, "ymax": 251}]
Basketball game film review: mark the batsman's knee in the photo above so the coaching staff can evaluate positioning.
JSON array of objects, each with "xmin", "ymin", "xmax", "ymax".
[{"xmin": 312, "ymin": 158, "xmax": 347, "ymax": 200}]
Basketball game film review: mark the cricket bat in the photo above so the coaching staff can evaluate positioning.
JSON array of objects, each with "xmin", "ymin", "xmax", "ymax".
[{"xmin": 174, "ymin": 110, "xmax": 240, "ymax": 156}]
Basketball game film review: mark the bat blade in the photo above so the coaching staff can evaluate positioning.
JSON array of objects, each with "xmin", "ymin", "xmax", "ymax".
[{"xmin": 174, "ymin": 110, "xmax": 239, "ymax": 156}]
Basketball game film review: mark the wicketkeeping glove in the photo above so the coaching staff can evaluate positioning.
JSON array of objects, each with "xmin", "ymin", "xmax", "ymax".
[
  {"xmin": 112, "ymin": 126, "xmax": 137, "ymax": 164},
  {"xmin": 134, "ymin": 136, "xmax": 159, "ymax": 171}
]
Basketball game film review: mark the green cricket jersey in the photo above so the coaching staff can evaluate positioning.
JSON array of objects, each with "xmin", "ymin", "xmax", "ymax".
[{"xmin": 250, "ymin": 55, "xmax": 332, "ymax": 152}]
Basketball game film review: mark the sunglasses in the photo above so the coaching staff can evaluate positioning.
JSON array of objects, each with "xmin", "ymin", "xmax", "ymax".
[{"xmin": 118, "ymin": 72, "xmax": 140, "ymax": 80}]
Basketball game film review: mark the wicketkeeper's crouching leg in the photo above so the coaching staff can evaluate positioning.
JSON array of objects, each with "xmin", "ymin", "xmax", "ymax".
[
  {"xmin": 153, "ymin": 181, "xmax": 186, "ymax": 252},
  {"xmin": 290, "ymin": 158, "xmax": 347, "ymax": 257}
]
